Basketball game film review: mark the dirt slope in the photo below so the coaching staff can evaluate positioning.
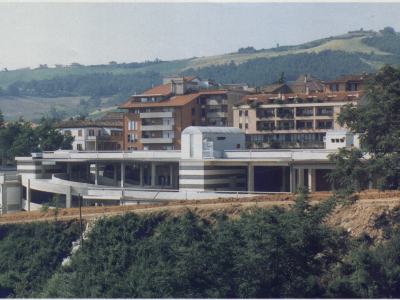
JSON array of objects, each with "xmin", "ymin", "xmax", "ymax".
[{"xmin": 1, "ymin": 190, "xmax": 400, "ymax": 243}]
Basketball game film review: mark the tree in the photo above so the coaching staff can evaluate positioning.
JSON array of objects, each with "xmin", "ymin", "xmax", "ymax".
[
  {"xmin": 380, "ymin": 26, "xmax": 396, "ymax": 36},
  {"xmin": 328, "ymin": 63, "xmax": 400, "ymax": 198},
  {"xmin": 0, "ymin": 121, "xmax": 74, "ymax": 163},
  {"xmin": 0, "ymin": 108, "xmax": 5, "ymax": 129}
]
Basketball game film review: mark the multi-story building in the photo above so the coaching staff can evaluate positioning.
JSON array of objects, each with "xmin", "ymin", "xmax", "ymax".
[
  {"xmin": 57, "ymin": 120, "xmax": 123, "ymax": 151},
  {"xmin": 234, "ymin": 72, "xmax": 371, "ymax": 148},
  {"xmin": 324, "ymin": 72, "xmax": 371, "ymax": 92},
  {"xmin": 234, "ymin": 91, "xmax": 367, "ymax": 148},
  {"xmin": 118, "ymin": 75, "xmax": 250, "ymax": 150}
]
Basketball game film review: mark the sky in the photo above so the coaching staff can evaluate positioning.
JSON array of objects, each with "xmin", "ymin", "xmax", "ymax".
[{"xmin": 0, "ymin": 2, "xmax": 400, "ymax": 71}]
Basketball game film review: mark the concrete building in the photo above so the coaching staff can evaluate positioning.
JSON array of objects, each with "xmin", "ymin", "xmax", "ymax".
[
  {"xmin": 234, "ymin": 90, "xmax": 367, "ymax": 148},
  {"xmin": 118, "ymin": 75, "xmax": 250, "ymax": 151},
  {"xmin": 57, "ymin": 120, "xmax": 123, "ymax": 151},
  {"xmin": 10, "ymin": 127, "xmax": 373, "ymax": 214}
]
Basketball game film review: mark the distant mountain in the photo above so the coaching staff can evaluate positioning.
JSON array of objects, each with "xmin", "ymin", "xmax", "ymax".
[{"xmin": 1, "ymin": 28, "xmax": 399, "ymax": 122}]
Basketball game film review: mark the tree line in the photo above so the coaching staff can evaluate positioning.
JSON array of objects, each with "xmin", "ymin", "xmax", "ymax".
[
  {"xmin": 2, "ymin": 188, "xmax": 400, "ymax": 298},
  {"xmin": 182, "ymin": 50, "xmax": 398, "ymax": 87}
]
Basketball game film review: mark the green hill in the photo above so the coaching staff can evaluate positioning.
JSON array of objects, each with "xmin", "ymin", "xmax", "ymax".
[{"xmin": 1, "ymin": 28, "xmax": 399, "ymax": 122}]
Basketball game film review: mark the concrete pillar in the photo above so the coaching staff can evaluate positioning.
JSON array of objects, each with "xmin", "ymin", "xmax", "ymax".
[
  {"xmin": 114, "ymin": 164, "xmax": 118, "ymax": 187},
  {"xmin": 247, "ymin": 163, "xmax": 254, "ymax": 192},
  {"xmin": 66, "ymin": 185, "xmax": 72, "ymax": 208},
  {"xmin": 170, "ymin": 164, "xmax": 173, "ymax": 188},
  {"xmin": 95, "ymin": 163, "xmax": 99, "ymax": 185},
  {"xmin": 27, "ymin": 179, "xmax": 31, "ymax": 211},
  {"xmin": 308, "ymin": 168, "xmax": 316, "ymax": 192},
  {"xmin": 298, "ymin": 169, "xmax": 305, "ymax": 187},
  {"xmin": 140, "ymin": 165, "xmax": 144, "ymax": 187},
  {"xmin": 41, "ymin": 164, "xmax": 45, "ymax": 179},
  {"xmin": 289, "ymin": 165, "xmax": 293, "ymax": 193},
  {"xmin": 67, "ymin": 163, "xmax": 72, "ymax": 181},
  {"xmin": 86, "ymin": 164, "xmax": 90, "ymax": 180},
  {"xmin": 151, "ymin": 163, "xmax": 156, "ymax": 187},
  {"xmin": 121, "ymin": 162, "xmax": 125, "ymax": 188}
]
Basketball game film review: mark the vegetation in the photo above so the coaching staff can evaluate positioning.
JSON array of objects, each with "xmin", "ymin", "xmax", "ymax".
[
  {"xmin": 182, "ymin": 50, "xmax": 391, "ymax": 87},
  {"xmin": 0, "ymin": 189, "xmax": 393, "ymax": 298},
  {"xmin": 0, "ymin": 221, "xmax": 80, "ymax": 298},
  {"xmin": 329, "ymin": 63, "xmax": 400, "ymax": 201},
  {"xmin": 0, "ymin": 120, "xmax": 74, "ymax": 163}
]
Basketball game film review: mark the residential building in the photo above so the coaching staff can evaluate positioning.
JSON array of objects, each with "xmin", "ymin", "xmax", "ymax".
[
  {"xmin": 118, "ymin": 75, "xmax": 250, "ymax": 151},
  {"xmin": 291, "ymin": 74, "xmax": 324, "ymax": 93},
  {"xmin": 99, "ymin": 112, "xmax": 124, "ymax": 123},
  {"xmin": 324, "ymin": 72, "xmax": 371, "ymax": 92},
  {"xmin": 57, "ymin": 120, "xmax": 123, "ymax": 151},
  {"xmin": 234, "ymin": 91, "xmax": 367, "ymax": 148}
]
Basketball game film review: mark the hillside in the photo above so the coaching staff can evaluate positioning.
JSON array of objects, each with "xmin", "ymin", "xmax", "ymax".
[
  {"xmin": 2, "ymin": 190, "xmax": 400, "ymax": 298},
  {"xmin": 1, "ymin": 29, "xmax": 400, "ymax": 122},
  {"xmin": 2, "ymin": 190, "xmax": 400, "ymax": 244}
]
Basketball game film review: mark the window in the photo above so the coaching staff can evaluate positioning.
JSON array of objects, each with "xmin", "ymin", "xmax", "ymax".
[
  {"xmin": 239, "ymin": 124, "xmax": 242, "ymax": 129},
  {"xmin": 127, "ymin": 121, "xmax": 137, "ymax": 131},
  {"xmin": 245, "ymin": 110, "xmax": 248, "ymax": 116},
  {"xmin": 128, "ymin": 134, "xmax": 137, "ymax": 143},
  {"xmin": 64, "ymin": 130, "xmax": 71, "ymax": 136},
  {"xmin": 89, "ymin": 130, "xmax": 95, "ymax": 136},
  {"xmin": 348, "ymin": 83, "xmax": 358, "ymax": 91},
  {"xmin": 217, "ymin": 137, "xmax": 226, "ymax": 140},
  {"xmin": 78, "ymin": 130, "xmax": 82, "ymax": 136},
  {"xmin": 192, "ymin": 120, "xmax": 195, "ymax": 126},
  {"xmin": 191, "ymin": 107, "xmax": 195, "ymax": 116},
  {"xmin": 245, "ymin": 123, "xmax": 249, "ymax": 129},
  {"xmin": 330, "ymin": 84, "xmax": 338, "ymax": 92},
  {"xmin": 134, "ymin": 109, "xmax": 140, "ymax": 114},
  {"xmin": 237, "ymin": 144, "xmax": 240, "ymax": 148},
  {"xmin": 239, "ymin": 110, "xmax": 242, "ymax": 116},
  {"xmin": 77, "ymin": 144, "xmax": 82, "ymax": 151},
  {"xmin": 340, "ymin": 138, "xmax": 345, "ymax": 143}
]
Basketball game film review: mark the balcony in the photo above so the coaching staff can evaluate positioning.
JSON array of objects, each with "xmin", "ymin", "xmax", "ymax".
[
  {"xmin": 296, "ymin": 113, "xmax": 314, "ymax": 117},
  {"xmin": 207, "ymin": 112, "xmax": 228, "ymax": 118},
  {"xmin": 207, "ymin": 99, "xmax": 227, "ymax": 105},
  {"xmin": 139, "ymin": 112, "xmax": 173, "ymax": 119},
  {"xmin": 140, "ymin": 125, "xmax": 174, "ymax": 131},
  {"xmin": 141, "ymin": 138, "xmax": 174, "ymax": 144},
  {"xmin": 87, "ymin": 135, "xmax": 110, "ymax": 141},
  {"xmin": 316, "ymin": 112, "xmax": 333, "ymax": 117}
]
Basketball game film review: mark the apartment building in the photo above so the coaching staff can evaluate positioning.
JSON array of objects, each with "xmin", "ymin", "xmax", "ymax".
[
  {"xmin": 57, "ymin": 121, "xmax": 123, "ymax": 151},
  {"xmin": 234, "ymin": 91, "xmax": 368, "ymax": 148},
  {"xmin": 234, "ymin": 72, "xmax": 371, "ymax": 148},
  {"xmin": 324, "ymin": 72, "xmax": 371, "ymax": 92},
  {"xmin": 118, "ymin": 76, "xmax": 250, "ymax": 150}
]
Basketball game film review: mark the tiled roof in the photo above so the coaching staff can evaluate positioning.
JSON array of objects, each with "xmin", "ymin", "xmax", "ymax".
[
  {"xmin": 99, "ymin": 112, "xmax": 124, "ymax": 121},
  {"xmin": 292, "ymin": 75, "xmax": 324, "ymax": 92},
  {"xmin": 140, "ymin": 83, "xmax": 172, "ymax": 96},
  {"xmin": 325, "ymin": 73, "xmax": 372, "ymax": 83},
  {"xmin": 184, "ymin": 76, "xmax": 198, "ymax": 81},
  {"xmin": 119, "ymin": 89, "xmax": 229, "ymax": 109},
  {"xmin": 56, "ymin": 120, "xmax": 123, "ymax": 128},
  {"xmin": 262, "ymin": 83, "xmax": 289, "ymax": 93},
  {"xmin": 237, "ymin": 91, "xmax": 365, "ymax": 105}
]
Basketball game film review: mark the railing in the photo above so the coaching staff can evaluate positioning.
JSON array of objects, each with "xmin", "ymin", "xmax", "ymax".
[
  {"xmin": 202, "ymin": 150, "xmax": 223, "ymax": 158},
  {"xmin": 316, "ymin": 112, "xmax": 333, "ymax": 117}
]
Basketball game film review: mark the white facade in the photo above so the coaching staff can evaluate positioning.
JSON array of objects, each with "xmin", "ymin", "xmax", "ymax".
[
  {"xmin": 325, "ymin": 130, "xmax": 354, "ymax": 150},
  {"xmin": 61, "ymin": 126, "xmax": 122, "ymax": 151},
  {"xmin": 181, "ymin": 126, "xmax": 245, "ymax": 159}
]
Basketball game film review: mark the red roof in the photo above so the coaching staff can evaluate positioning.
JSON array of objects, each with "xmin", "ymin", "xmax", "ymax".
[{"xmin": 238, "ymin": 91, "xmax": 365, "ymax": 105}]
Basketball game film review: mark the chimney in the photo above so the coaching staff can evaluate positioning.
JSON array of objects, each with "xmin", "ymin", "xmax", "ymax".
[
  {"xmin": 304, "ymin": 75, "xmax": 307, "ymax": 83},
  {"xmin": 306, "ymin": 86, "xmax": 309, "ymax": 95}
]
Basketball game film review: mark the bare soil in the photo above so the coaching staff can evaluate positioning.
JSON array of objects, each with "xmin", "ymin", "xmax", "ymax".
[{"xmin": 2, "ymin": 190, "xmax": 400, "ymax": 243}]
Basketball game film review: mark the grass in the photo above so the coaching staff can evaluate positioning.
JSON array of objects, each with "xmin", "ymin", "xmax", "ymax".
[
  {"xmin": 0, "ymin": 59, "xmax": 191, "ymax": 86},
  {"xmin": 184, "ymin": 37, "xmax": 392, "ymax": 70}
]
